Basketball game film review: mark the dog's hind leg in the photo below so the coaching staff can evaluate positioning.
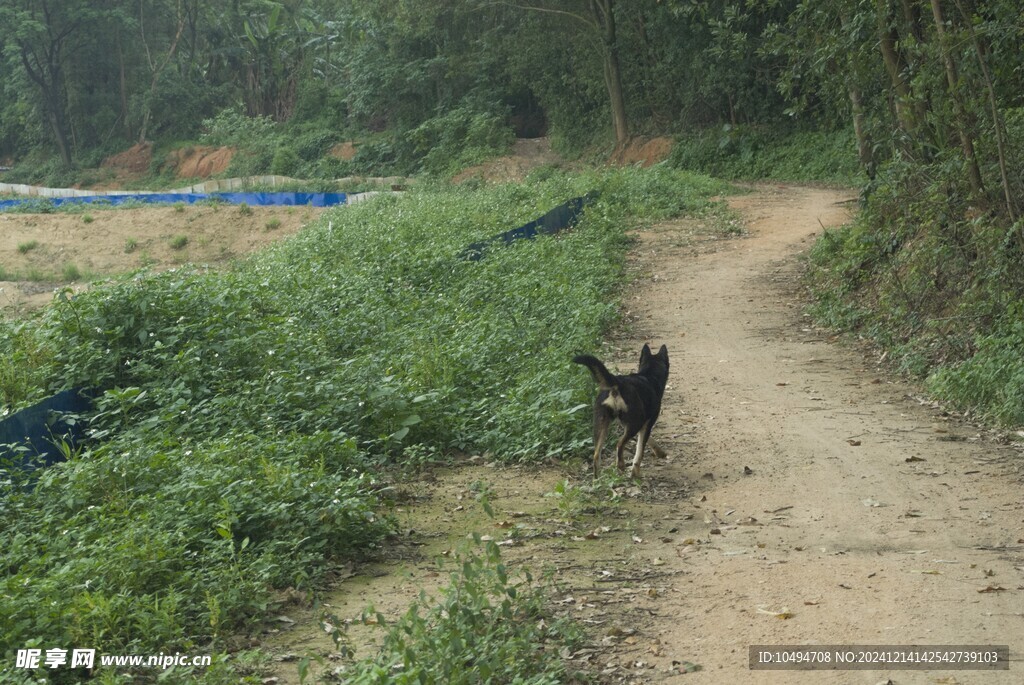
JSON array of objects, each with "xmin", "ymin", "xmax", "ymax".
[
  {"xmin": 648, "ymin": 437, "xmax": 667, "ymax": 459},
  {"xmin": 629, "ymin": 421, "xmax": 654, "ymax": 479},
  {"xmin": 615, "ymin": 425, "xmax": 640, "ymax": 473},
  {"xmin": 591, "ymin": 412, "xmax": 610, "ymax": 477}
]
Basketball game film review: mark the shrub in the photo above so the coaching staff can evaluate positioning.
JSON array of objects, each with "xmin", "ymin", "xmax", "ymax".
[
  {"xmin": 270, "ymin": 146, "xmax": 301, "ymax": 176},
  {"xmin": 62, "ymin": 263, "xmax": 82, "ymax": 281},
  {"xmin": 341, "ymin": 540, "xmax": 584, "ymax": 684}
]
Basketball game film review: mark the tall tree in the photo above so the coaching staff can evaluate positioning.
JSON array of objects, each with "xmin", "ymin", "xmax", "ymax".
[
  {"xmin": 497, "ymin": 0, "xmax": 630, "ymax": 145},
  {"xmin": 0, "ymin": 0, "xmax": 102, "ymax": 165},
  {"xmin": 137, "ymin": 0, "xmax": 188, "ymax": 143}
]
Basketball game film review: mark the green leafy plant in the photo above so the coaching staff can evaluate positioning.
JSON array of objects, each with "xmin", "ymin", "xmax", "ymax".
[{"xmin": 340, "ymin": 539, "xmax": 585, "ymax": 684}]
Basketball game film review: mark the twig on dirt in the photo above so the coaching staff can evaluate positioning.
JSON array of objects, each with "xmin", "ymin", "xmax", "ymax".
[{"xmin": 594, "ymin": 570, "xmax": 682, "ymax": 583}]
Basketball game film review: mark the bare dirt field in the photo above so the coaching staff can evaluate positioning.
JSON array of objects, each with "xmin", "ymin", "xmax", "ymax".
[
  {"xmin": 0, "ymin": 203, "xmax": 325, "ymax": 314},
  {"xmin": 263, "ymin": 185, "xmax": 1023, "ymax": 683}
]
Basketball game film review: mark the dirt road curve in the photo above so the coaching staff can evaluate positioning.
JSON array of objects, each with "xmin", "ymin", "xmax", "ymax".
[
  {"xmin": 632, "ymin": 185, "xmax": 1023, "ymax": 683},
  {"xmin": 267, "ymin": 185, "xmax": 1022, "ymax": 684}
]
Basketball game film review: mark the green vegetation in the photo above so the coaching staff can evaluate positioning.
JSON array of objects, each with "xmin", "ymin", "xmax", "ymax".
[
  {"xmin": 169, "ymin": 234, "xmax": 189, "ymax": 250},
  {"xmin": 124, "ymin": 238, "xmax": 138, "ymax": 253},
  {"xmin": 265, "ymin": 217, "xmax": 282, "ymax": 231},
  {"xmin": 0, "ymin": 1, "xmax": 795, "ymax": 183},
  {"xmin": 787, "ymin": 2, "xmax": 1024, "ymax": 427},
  {"xmin": 61, "ymin": 263, "xmax": 82, "ymax": 281},
  {"xmin": 669, "ymin": 127, "xmax": 864, "ymax": 186},
  {"xmin": 16, "ymin": 240, "xmax": 39, "ymax": 254},
  {"xmin": 81, "ymin": 213, "xmax": 94, "ymax": 224},
  {"xmin": 0, "ymin": 168, "xmax": 726, "ymax": 680},
  {"xmin": 340, "ymin": 540, "xmax": 585, "ymax": 685}
]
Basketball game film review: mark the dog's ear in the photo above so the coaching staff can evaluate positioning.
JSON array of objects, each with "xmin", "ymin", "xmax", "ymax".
[
  {"xmin": 657, "ymin": 344, "xmax": 668, "ymax": 360},
  {"xmin": 640, "ymin": 343, "xmax": 652, "ymax": 364}
]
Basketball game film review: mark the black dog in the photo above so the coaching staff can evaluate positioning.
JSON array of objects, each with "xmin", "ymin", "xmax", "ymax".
[{"xmin": 573, "ymin": 344, "xmax": 669, "ymax": 479}]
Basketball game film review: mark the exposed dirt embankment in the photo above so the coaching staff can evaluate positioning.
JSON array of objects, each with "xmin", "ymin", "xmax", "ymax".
[{"xmin": 0, "ymin": 204, "xmax": 324, "ymax": 314}]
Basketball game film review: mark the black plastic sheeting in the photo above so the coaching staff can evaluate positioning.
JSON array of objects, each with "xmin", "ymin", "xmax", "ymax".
[
  {"xmin": 1, "ymin": 194, "xmax": 598, "ymax": 475},
  {"xmin": 461, "ymin": 192, "xmax": 598, "ymax": 261},
  {"xmin": 0, "ymin": 388, "xmax": 94, "ymax": 473}
]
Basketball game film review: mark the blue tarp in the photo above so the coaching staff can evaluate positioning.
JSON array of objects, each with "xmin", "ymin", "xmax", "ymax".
[
  {"xmin": 0, "ymin": 388, "xmax": 94, "ymax": 473},
  {"xmin": 0, "ymin": 191, "xmax": 347, "ymax": 211}
]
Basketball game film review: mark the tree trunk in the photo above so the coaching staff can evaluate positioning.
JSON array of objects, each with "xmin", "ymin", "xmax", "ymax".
[
  {"xmin": 929, "ymin": 0, "xmax": 984, "ymax": 197},
  {"xmin": 590, "ymin": 0, "xmax": 629, "ymax": 146},
  {"xmin": 950, "ymin": 0, "xmax": 1017, "ymax": 223},
  {"xmin": 138, "ymin": 0, "xmax": 186, "ymax": 144},
  {"xmin": 848, "ymin": 87, "xmax": 874, "ymax": 178},
  {"xmin": 875, "ymin": 1, "xmax": 916, "ymax": 139},
  {"xmin": 117, "ymin": 28, "xmax": 132, "ymax": 141},
  {"xmin": 20, "ymin": 47, "xmax": 72, "ymax": 166}
]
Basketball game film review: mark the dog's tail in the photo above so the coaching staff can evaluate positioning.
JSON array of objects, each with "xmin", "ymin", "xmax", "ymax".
[{"xmin": 573, "ymin": 355, "xmax": 616, "ymax": 390}]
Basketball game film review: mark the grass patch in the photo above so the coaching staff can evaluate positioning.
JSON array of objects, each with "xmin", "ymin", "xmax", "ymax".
[
  {"xmin": 82, "ymin": 213, "xmax": 94, "ymax": 224},
  {"xmin": 169, "ymin": 234, "xmax": 189, "ymax": 249},
  {"xmin": 61, "ymin": 263, "xmax": 82, "ymax": 281},
  {"xmin": 265, "ymin": 217, "xmax": 282, "ymax": 231},
  {"xmin": 17, "ymin": 240, "xmax": 39, "ymax": 254},
  {"xmin": 0, "ymin": 167, "xmax": 727, "ymax": 680},
  {"xmin": 124, "ymin": 238, "xmax": 138, "ymax": 253}
]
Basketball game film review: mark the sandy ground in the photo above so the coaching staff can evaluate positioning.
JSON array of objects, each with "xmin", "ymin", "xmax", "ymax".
[
  {"xmin": 260, "ymin": 185, "xmax": 1023, "ymax": 683},
  {"xmin": 0, "ymin": 204, "xmax": 324, "ymax": 315}
]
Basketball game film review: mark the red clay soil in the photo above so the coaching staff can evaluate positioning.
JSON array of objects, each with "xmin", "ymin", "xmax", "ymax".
[
  {"xmin": 611, "ymin": 136, "xmax": 675, "ymax": 167},
  {"xmin": 169, "ymin": 146, "xmax": 235, "ymax": 178},
  {"xmin": 101, "ymin": 142, "xmax": 154, "ymax": 175}
]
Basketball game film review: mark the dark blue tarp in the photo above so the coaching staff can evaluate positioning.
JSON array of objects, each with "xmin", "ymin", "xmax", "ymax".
[
  {"xmin": 0, "ymin": 191, "xmax": 347, "ymax": 211},
  {"xmin": 462, "ymin": 193, "xmax": 598, "ymax": 261},
  {"xmin": 0, "ymin": 388, "xmax": 94, "ymax": 472}
]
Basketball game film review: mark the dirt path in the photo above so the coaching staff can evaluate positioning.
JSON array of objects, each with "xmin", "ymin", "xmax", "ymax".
[
  {"xmin": 617, "ymin": 184, "xmax": 1023, "ymax": 683},
  {"xmin": 265, "ymin": 185, "xmax": 1023, "ymax": 683}
]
